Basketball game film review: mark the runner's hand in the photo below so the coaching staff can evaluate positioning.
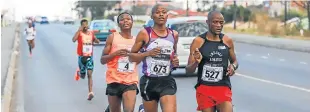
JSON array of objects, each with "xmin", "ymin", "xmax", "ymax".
[
  {"xmin": 146, "ymin": 47, "xmax": 161, "ymax": 57},
  {"xmin": 171, "ymin": 55, "xmax": 179, "ymax": 68},
  {"xmin": 113, "ymin": 49, "xmax": 128, "ymax": 57},
  {"xmin": 78, "ymin": 26, "xmax": 84, "ymax": 31},
  {"xmin": 226, "ymin": 64, "xmax": 235, "ymax": 76},
  {"xmin": 193, "ymin": 48, "xmax": 202, "ymax": 63}
]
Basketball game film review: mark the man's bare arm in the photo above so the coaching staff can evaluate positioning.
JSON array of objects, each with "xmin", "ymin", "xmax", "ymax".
[
  {"xmin": 186, "ymin": 37, "xmax": 204, "ymax": 73},
  {"xmin": 227, "ymin": 36, "xmax": 238, "ymax": 69},
  {"xmin": 129, "ymin": 29, "xmax": 149, "ymax": 63},
  {"xmin": 72, "ymin": 31, "xmax": 80, "ymax": 42},
  {"xmin": 100, "ymin": 34, "xmax": 116, "ymax": 65}
]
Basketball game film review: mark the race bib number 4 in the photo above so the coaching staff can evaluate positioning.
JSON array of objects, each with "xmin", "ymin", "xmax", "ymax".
[
  {"xmin": 201, "ymin": 65, "xmax": 223, "ymax": 82},
  {"xmin": 150, "ymin": 61, "xmax": 170, "ymax": 76},
  {"xmin": 117, "ymin": 57, "xmax": 135, "ymax": 72},
  {"xmin": 83, "ymin": 44, "xmax": 93, "ymax": 55}
]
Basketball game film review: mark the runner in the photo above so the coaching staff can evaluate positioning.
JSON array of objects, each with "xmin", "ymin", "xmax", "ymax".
[
  {"xmin": 186, "ymin": 10, "xmax": 238, "ymax": 112},
  {"xmin": 129, "ymin": 4, "xmax": 179, "ymax": 112},
  {"xmin": 24, "ymin": 22, "xmax": 36, "ymax": 56},
  {"xmin": 101, "ymin": 12, "xmax": 139, "ymax": 112},
  {"xmin": 72, "ymin": 19, "xmax": 100, "ymax": 101}
]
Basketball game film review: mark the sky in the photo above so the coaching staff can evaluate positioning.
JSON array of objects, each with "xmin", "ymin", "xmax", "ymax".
[
  {"xmin": 2, "ymin": 0, "xmax": 76, "ymax": 21},
  {"xmin": 1, "ymin": 0, "xmax": 265, "ymax": 21}
]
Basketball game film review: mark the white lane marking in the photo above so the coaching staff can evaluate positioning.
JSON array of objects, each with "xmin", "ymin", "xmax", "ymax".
[
  {"xmin": 246, "ymin": 54, "xmax": 252, "ymax": 56},
  {"xmin": 300, "ymin": 62, "xmax": 307, "ymax": 65},
  {"xmin": 279, "ymin": 58, "xmax": 285, "ymax": 62},
  {"xmin": 261, "ymin": 56, "xmax": 268, "ymax": 59},
  {"xmin": 236, "ymin": 73, "xmax": 310, "ymax": 93}
]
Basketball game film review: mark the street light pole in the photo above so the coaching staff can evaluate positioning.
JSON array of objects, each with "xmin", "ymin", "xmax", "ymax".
[
  {"xmin": 284, "ymin": 1, "xmax": 287, "ymax": 27},
  {"xmin": 233, "ymin": 0, "xmax": 237, "ymax": 30},
  {"xmin": 186, "ymin": 0, "xmax": 189, "ymax": 16},
  {"xmin": 307, "ymin": 1, "xmax": 310, "ymax": 31}
]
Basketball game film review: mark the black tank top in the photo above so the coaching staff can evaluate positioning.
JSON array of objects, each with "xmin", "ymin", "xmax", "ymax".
[{"xmin": 195, "ymin": 32, "xmax": 232, "ymax": 89}]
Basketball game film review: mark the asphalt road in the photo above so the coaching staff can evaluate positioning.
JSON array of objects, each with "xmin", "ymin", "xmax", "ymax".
[{"xmin": 19, "ymin": 23, "xmax": 310, "ymax": 112}]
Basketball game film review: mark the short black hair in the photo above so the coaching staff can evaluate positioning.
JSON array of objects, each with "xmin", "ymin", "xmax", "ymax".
[
  {"xmin": 151, "ymin": 4, "xmax": 167, "ymax": 15},
  {"xmin": 80, "ymin": 19, "xmax": 88, "ymax": 25},
  {"xmin": 117, "ymin": 12, "xmax": 133, "ymax": 24},
  {"xmin": 207, "ymin": 10, "xmax": 221, "ymax": 21}
]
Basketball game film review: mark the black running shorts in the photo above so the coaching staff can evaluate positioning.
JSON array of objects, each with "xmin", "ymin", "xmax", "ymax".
[
  {"xmin": 139, "ymin": 75, "xmax": 177, "ymax": 101},
  {"xmin": 106, "ymin": 83, "xmax": 139, "ymax": 98}
]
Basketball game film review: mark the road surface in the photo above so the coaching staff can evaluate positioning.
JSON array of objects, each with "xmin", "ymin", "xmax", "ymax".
[{"xmin": 19, "ymin": 23, "xmax": 310, "ymax": 112}]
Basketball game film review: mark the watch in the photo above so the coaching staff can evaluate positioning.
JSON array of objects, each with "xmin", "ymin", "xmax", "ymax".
[{"xmin": 232, "ymin": 63, "xmax": 238, "ymax": 70}]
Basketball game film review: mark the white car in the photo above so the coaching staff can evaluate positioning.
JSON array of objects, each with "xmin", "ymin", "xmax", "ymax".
[
  {"xmin": 169, "ymin": 16, "xmax": 208, "ymax": 75},
  {"xmin": 63, "ymin": 17, "xmax": 75, "ymax": 25}
]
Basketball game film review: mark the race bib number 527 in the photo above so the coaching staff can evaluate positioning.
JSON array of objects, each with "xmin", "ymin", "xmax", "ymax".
[{"xmin": 201, "ymin": 65, "xmax": 223, "ymax": 82}]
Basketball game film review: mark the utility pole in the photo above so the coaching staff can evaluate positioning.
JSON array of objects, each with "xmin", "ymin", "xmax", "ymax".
[
  {"xmin": 186, "ymin": 0, "xmax": 189, "ymax": 17},
  {"xmin": 284, "ymin": 1, "xmax": 288, "ymax": 35},
  {"xmin": 284, "ymin": 1, "xmax": 287, "ymax": 27},
  {"xmin": 307, "ymin": 1, "xmax": 310, "ymax": 31},
  {"xmin": 233, "ymin": 0, "xmax": 237, "ymax": 30}
]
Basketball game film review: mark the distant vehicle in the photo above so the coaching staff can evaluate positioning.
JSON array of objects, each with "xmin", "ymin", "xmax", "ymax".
[
  {"xmin": 144, "ymin": 16, "xmax": 208, "ymax": 75},
  {"xmin": 35, "ymin": 16, "xmax": 42, "ymax": 23},
  {"xmin": 40, "ymin": 16, "xmax": 49, "ymax": 24},
  {"xmin": 63, "ymin": 17, "xmax": 75, "ymax": 25},
  {"xmin": 89, "ymin": 19, "xmax": 117, "ymax": 42}
]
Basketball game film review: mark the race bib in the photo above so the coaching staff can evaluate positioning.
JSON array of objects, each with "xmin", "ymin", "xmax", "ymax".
[
  {"xmin": 117, "ymin": 57, "xmax": 135, "ymax": 72},
  {"xmin": 150, "ymin": 60, "xmax": 170, "ymax": 76},
  {"xmin": 82, "ymin": 44, "xmax": 93, "ymax": 56},
  {"xmin": 201, "ymin": 64, "xmax": 223, "ymax": 82}
]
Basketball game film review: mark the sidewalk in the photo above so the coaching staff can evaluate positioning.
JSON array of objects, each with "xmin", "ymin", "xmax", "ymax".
[
  {"xmin": 1, "ymin": 23, "xmax": 17, "ymax": 95},
  {"xmin": 226, "ymin": 33, "xmax": 310, "ymax": 53}
]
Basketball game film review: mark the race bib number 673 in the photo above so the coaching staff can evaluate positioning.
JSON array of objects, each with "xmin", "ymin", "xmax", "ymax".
[
  {"xmin": 150, "ymin": 61, "xmax": 170, "ymax": 76},
  {"xmin": 201, "ymin": 65, "xmax": 223, "ymax": 82}
]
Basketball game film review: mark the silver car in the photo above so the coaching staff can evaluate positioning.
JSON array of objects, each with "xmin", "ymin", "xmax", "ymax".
[{"xmin": 170, "ymin": 17, "xmax": 209, "ymax": 75}]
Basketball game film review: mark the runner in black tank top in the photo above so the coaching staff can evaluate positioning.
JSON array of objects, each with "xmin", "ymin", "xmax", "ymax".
[{"xmin": 186, "ymin": 11, "xmax": 239, "ymax": 112}]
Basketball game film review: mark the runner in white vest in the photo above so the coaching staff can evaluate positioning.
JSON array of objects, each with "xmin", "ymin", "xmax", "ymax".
[{"xmin": 24, "ymin": 22, "xmax": 36, "ymax": 56}]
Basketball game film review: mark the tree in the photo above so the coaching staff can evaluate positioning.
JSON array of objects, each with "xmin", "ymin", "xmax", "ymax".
[{"xmin": 73, "ymin": 1, "xmax": 119, "ymax": 20}]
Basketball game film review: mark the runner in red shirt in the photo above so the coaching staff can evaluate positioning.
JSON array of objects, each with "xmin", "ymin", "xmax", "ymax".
[{"xmin": 72, "ymin": 19, "xmax": 100, "ymax": 101}]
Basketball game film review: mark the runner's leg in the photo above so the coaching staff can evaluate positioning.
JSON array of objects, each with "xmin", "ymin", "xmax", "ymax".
[
  {"xmin": 31, "ymin": 39, "xmax": 35, "ymax": 49},
  {"xmin": 78, "ymin": 56, "xmax": 86, "ymax": 79},
  {"xmin": 143, "ymin": 100, "xmax": 158, "ymax": 112},
  {"xmin": 87, "ymin": 69, "xmax": 93, "ymax": 92},
  {"xmin": 108, "ymin": 95, "xmax": 121, "ymax": 112},
  {"xmin": 86, "ymin": 56, "xmax": 94, "ymax": 100},
  {"xmin": 106, "ymin": 83, "xmax": 122, "ymax": 112},
  {"xmin": 122, "ymin": 84, "xmax": 138, "ymax": 112},
  {"xmin": 27, "ymin": 40, "xmax": 31, "ymax": 54},
  {"xmin": 202, "ymin": 108, "xmax": 216, "ymax": 112},
  {"xmin": 216, "ymin": 102, "xmax": 233, "ymax": 112},
  {"xmin": 214, "ymin": 86, "xmax": 233, "ymax": 112},
  {"xmin": 159, "ymin": 95, "xmax": 177, "ymax": 112},
  {"xmin": 140, "ymin": 76, "xmax": 158, "ymax": 112},
  {"xmin": 159, "ymin": 77, "xmax": 177, "ymax": 112}
]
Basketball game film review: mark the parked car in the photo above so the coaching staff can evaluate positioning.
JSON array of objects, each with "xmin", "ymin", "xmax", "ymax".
[
  {"xmin": 63, "ymin": 17, "xmax": 75, "ymax": 25},
  {"xmin": 40, "ymin": 16, "xmax": 49, "ymax": 24},
  {"xmin": 89, "ymin": 19, "xmax": 117, "ymax": 42}
]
